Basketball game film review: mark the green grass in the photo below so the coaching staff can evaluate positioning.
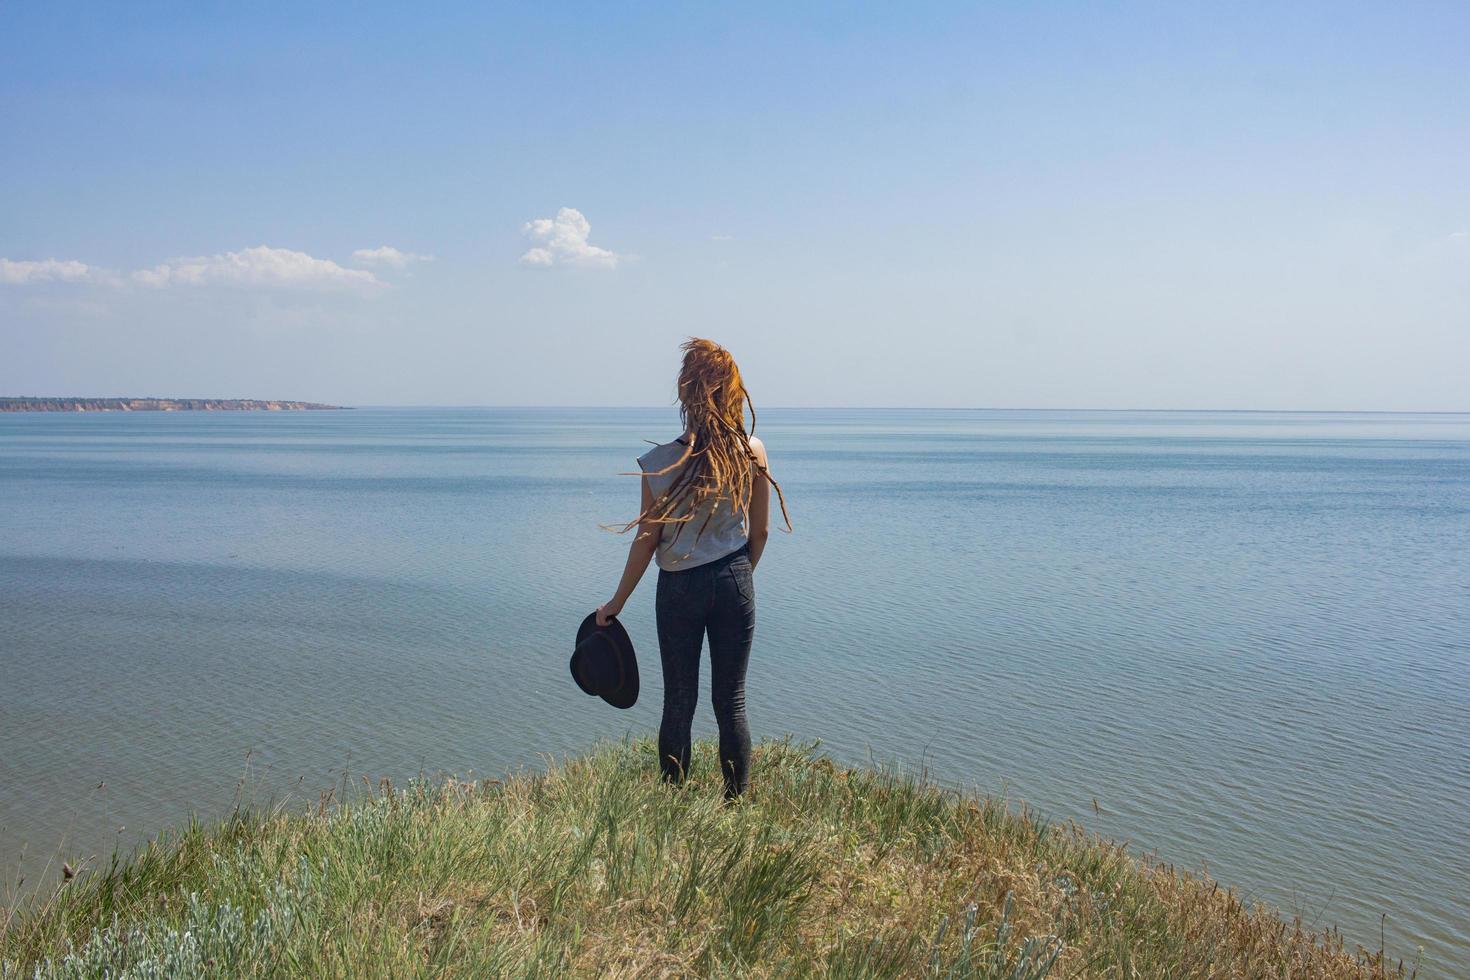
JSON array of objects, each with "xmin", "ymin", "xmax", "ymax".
[{"xmin": 1, "ymin": 738, "xmax": 1415, "ymax": 978}]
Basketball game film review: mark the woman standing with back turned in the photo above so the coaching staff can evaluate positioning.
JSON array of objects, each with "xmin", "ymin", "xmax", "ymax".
[{"xmin": 596, "ymin": 338, "xmax": 791, "ymax": 799}]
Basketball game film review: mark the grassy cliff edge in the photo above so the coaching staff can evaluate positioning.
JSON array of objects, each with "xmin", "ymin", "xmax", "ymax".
[{"xmin": 0, "ymin": 739, "xmax": 1412, "ymax": 978}]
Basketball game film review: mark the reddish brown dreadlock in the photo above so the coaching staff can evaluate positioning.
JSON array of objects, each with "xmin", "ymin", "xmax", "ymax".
[{"xmin": 606, "ymin": 338, "xmax": 791, "ymax": 542}]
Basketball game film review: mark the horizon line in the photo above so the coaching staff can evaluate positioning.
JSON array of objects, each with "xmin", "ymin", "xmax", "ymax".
[
  {"xmin": 349, "ymin": 404, "xmax": 1470, "ymax": 415},
  {"xmin": 4, "ymin": 396, "xmax": 1468, "ymax": 415}
]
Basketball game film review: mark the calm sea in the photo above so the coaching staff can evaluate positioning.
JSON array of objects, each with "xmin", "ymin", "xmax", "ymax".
[{"xmin": 1, "ymin": 408, "xmax": 1466, "ymax": 967}]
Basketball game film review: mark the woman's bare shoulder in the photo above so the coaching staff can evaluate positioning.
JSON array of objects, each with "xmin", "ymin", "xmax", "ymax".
[{"xmin": 748, "ymin": 435, "xmax": 769, "ymax": 468}]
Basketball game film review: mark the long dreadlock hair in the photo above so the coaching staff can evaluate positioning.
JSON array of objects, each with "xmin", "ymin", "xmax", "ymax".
[{"xmin": 606, "ymin": 338, "xmax": 792, "ymax": 543}]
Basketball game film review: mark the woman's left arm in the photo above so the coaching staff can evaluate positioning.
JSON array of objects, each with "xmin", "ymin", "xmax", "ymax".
[
  {"xmin": 746, "ymin": 436, "xmax": 771, "ymax": 570},
  {"xmin": 596, "ymin": 476, "xmax": 660, "ymax": 626}
]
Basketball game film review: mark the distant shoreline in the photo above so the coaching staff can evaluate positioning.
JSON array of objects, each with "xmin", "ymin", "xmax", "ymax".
[{"xmin": 0, "ymin": 398, "xmax": 348, "ymax": 413}]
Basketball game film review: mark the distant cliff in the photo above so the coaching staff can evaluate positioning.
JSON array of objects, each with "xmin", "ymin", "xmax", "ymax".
[{"xmin": 0, "ymin": 398, "xmax": 348, "ymax": 412}]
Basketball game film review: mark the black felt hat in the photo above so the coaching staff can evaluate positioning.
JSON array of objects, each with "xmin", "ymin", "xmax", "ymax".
[{"xmin": 570, "ymin": 612, "xmax": 639, "ymax": 709}]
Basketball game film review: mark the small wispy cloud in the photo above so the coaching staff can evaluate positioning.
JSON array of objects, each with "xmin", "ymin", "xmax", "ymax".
[
  {"xmin": 520, "ymin": 208, "xmax": 620, "ymax": 269},
  {"xmin": 1450, "ymin": 231, "xmax": 1469, "ymax": 240},
  {"xmin": 3, "ymin": 246, "xmax": 398, "ymax": 291},
  {"xmin": 132, "ymin": 246, "xmax": 379, "ymax": 289},
  {"xmin": 351, "ymin": 245, "xmax": 434, "ymax": 267},
  {"xmin": 710, "ymin": 234, "xmax": 734, "ymax": 242},
  {"xmin": 0, "ymin": 258, "xmax": 98, "ymax": 285}
]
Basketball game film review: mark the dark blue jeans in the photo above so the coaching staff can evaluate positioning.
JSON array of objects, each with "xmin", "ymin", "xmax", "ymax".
[{"xmin": 655, "ymin": 543, "xmax": 756, "ymax": 797}]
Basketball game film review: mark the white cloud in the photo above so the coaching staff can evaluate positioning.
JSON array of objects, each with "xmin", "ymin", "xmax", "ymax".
[
  {"xmin": 351, "ymin": 245, "xmax": 434, "ymax": 267},
  {"xmin": 131, "ymin": 246, "xmax": 380, "ymax": 289},
  {"xmin": 520, "ymin": 208, "xmax": 621, "ymax": 268},
  {"xmin": 3, "ymin": 245, "xmax": 403, "ymax": 293},
  {"xmin": 0, "ymin": 258, "xmax": 96, "ymax": 285},
  {"xmin": 1450, "ymin": 231, "xmax": 1469, "ymax": 240}
]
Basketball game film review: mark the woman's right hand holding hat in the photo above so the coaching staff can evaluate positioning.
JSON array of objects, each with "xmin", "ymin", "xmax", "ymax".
[{"xmin": 595, "ymin": 600, "xmax": 622, "ymax": 627}]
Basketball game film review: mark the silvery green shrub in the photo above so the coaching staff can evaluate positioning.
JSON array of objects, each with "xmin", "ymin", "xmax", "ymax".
[{"xmin": 26, "ymin": 858, "xmax": 322, "ymax": 980}]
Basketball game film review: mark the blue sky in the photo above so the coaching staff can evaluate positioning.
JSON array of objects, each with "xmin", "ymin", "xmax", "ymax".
[{"xmin": 2, "ymin": 3, "xmax": 1466, "ymax": 409}]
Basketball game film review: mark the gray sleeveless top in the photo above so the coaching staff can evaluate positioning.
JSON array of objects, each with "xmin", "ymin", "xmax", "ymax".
[{"xmin": 637, "ymin": 438, "xmax": 749, "ymax": 571}]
